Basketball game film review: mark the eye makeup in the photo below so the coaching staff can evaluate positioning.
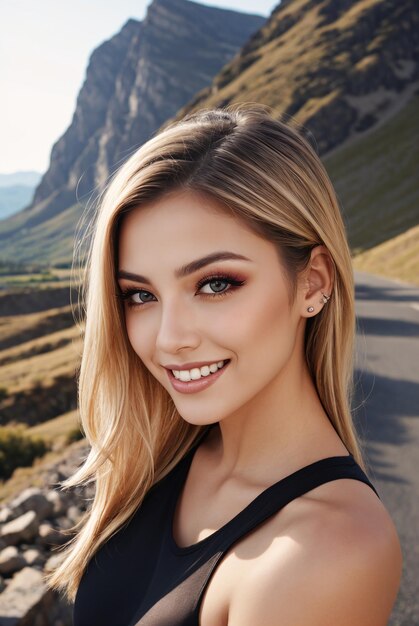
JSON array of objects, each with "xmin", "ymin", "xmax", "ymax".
[{"xmin": 115, "ymin": 271, "xmax": 246, "ymax": 309}]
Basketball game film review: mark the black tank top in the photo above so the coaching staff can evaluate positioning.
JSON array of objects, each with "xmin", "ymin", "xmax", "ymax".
[{"xmin": 73, "ymin": 426, "xmax": 380, "ymax": 626}]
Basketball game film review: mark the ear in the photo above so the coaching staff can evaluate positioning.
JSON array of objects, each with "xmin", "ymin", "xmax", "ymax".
[{"xmin": 301, "ymin": 245, "xmax": 334, "ymax": 317}]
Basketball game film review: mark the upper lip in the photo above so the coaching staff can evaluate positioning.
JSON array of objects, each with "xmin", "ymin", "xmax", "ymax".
[{"xmin": 163, "ymin": 359, "xmax": 229, "ymax": 371}]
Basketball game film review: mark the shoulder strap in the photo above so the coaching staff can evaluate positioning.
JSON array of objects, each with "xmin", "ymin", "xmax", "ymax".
[{"xmin": 216, "ymin": 456, "xmax": 380, "ymax": 552}]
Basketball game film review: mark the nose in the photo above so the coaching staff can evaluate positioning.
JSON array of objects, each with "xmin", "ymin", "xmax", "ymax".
[{"xmin": 155, "ymin": 297, "xmax": 201, "ymax": 355}]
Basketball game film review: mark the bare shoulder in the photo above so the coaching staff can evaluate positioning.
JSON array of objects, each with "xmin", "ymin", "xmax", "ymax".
[{"xmin": 227, "ymin": 483, "xmax": 403, "ymax": 626}]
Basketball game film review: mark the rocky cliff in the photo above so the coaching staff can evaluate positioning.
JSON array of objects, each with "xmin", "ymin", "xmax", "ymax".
[
  {"xmin": 0, "ymin": 442, "xmax": 91, "ymax": 624},
  {"xmin": 1, "ymin": 0, "xmax": 417, "ymax": 265},
  {"xmin": 168, "ymin": 0, "xmax": 419, "ymax": 154},
  {"xmin": 0, "ymin": 0, "xmax": 265, "ymax": 263}
]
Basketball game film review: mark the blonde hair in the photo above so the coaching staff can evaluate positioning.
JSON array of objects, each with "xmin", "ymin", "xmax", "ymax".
[{"xmin": 45, "ymin": 103, "xmax": 368, "ymax": 602}]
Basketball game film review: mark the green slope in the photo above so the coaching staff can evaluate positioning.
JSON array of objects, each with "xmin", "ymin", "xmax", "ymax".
[{"xmin": 324, "ymin": 91, "xmax": 419, "ymax": 256}]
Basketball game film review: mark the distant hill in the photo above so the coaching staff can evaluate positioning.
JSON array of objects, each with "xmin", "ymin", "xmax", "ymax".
[
  {"xmin": 0, "ymin": 0, "xmax": 265, "ymax": 265},
  {"xmin": 0, "ymin": 0, "xmax": 417, "ymax": 268},
  {"xmin": 0, "ymin": 185, "xmax": 36, "ymax": 220},
  {"xmin": 0, "ymin": 171, "xmax": 42, "ymax": 188},
  {"xmin": 0, "ymin": 171, "xmax": 42, "ymax": 220}
]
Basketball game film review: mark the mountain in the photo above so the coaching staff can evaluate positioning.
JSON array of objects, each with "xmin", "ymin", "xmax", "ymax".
[
  {"xmin": 0, "ymin": 172, "xmax": 42, "ymax": 188},
  {"xmin": 161, "ymin": 0, "xmax": 419, "ymax": 256},
  {"xmin": 0, "ymin": 186, "xmax": 37, "ymax": 221},
  {"xmin": 0, "ymin": 0, "xmax": 265, "ymax": 265},
  {"xmin": 0, "ymin": 0, "xmax": 418, "ymax": 267},
  {"xmin": 0, "ymin": 172, "xmax": 43, "ymax": 220},
  {"xmin": 169, "ymin": 0, "xmax": 418, "ymax": 154}
]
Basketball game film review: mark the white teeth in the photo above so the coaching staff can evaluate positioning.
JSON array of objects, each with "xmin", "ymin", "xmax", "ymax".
[{"xmin": 173, "ymin": 360, "xmax": 227, "ymax": 381}]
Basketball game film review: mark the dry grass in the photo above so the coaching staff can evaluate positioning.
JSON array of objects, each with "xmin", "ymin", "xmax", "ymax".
[
  {"xmin": 0, "ymin": 325, "xmax": 81, "ymax": 367},
  {"xmin": 0, "ymin": 304, "xmax": 77, "ymax": 349},
  {"xmin": 0, "ymin": 435, "xmax": 87, "ymax": 505},
  {"xmin": 0, "ymin": 299, "xmax": 82, "ymax": 427},
  {"xmin": 352, "ymin": 224, "xmax": 419, "ymax": 286},
  {"xmin": 27, "ymin": 409, "xmax": 81, "ymax": 446},
  {"xmin": 1, "ymin": 332, "xmax": 82, "ymax": 394},
  {"xmin": 171, "ymin": 0, "xmax": 331, "ymax": 121},
  {"xmin": 0, "ymin": 408, "xmax": 84, "ymax": 505}
]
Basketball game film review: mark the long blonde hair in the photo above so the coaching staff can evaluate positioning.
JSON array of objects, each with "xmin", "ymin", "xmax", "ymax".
[{"xmin": 45, "ymin": 103, "xmax": 368, "ymax": 602}]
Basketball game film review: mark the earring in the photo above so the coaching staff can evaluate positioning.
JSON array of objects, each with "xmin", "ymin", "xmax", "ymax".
[
  {"xmin": 307, "ymin": 306, "xmax": 314, "ymax": 312},
  {"xmin": 320, "ymin": 291, "xmax": 331, "ymax": 304}
]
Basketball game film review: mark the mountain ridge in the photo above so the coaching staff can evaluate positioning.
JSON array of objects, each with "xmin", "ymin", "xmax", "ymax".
[
  {"xmin": 0, "ymin": 0, "xmax": 265, "ymax": 252},
  {"xmin": 0, "ymin": 0, "xmax": 417, "ymax": 266}
]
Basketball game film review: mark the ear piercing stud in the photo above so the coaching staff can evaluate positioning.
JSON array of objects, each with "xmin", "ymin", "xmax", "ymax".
[{"xmin": 307, "ymin": 291, "xmax": 331, "ymax": 313}]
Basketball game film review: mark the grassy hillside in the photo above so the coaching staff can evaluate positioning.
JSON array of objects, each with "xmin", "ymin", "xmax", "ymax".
[
  {"xmin": 0, "ymin": 422, "xmax": 85, "ymax": 504},
  {"xmin": 0, "ymin": 201, "xmax": 87, "ymax": 266},
  {"xmin": 0, "ymin": 0, "xmax": 417, "ymax": 267},
  {"xmin": 0, "ymin": 325, "xmax": 81, "ymax": 396},
  {"xmin": 351, "ymin": 224, "xmax": 419, "ymax": 286},
  {"xmin": 0, "ymin": 296, "xmax": 83, "ymax": 499},
  {"xmin": 0, "ymin": 304, "xmax": 76, "ymax": 351},
  {"xmin": 0, "ymin": 296, "xmax": 82, "ymax": 428},
  {"xmin": 325, "ymin": 92, "xmax": 419, "ymax": 257},
  {"xmin": 163, "ymin": 0, "xmax": 418, "ymax": 285}
]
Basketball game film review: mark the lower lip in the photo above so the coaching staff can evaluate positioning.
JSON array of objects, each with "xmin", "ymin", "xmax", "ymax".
[{"xmin": 166, "ymin": 360, "xmax": 230, "ymax": 394}]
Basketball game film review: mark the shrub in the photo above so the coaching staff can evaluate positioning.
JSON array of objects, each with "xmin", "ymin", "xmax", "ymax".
[
  {"xmin": 66, "ymin": 426, "xmax": 85, "ymax": 444},
  {"xmin": 0, "ymin": 426, "xmax": 49, "ymax": 480}
]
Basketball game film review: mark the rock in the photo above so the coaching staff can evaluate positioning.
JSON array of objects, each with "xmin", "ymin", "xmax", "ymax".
[
  {"xmin": 0, "ymin": 565, "xmax": 74, "ymax": 624},
  {"xmin": 0, "ymin": 546, "xmax": 26, "ymax": 576},
  {"xmin": 9, "ymin": 488, "xmax": 54, "ymax": 522},
  {"xmin": 0, "ymin": 567, "xmax": 49, "ymax": 624},
  {"xmin": 45, "ymin": 490, "xmax": 67, "ymax": 517},
  {"xmin": 38, "ymin": 524, "xmax": 69, "ymax": 547},
  {"xmin": 44, "ymin": 553, "xmax": 66, "ymax": 574},
  {"xmin": 0, "ymin": 511, "xmax": 39, "ymax": 547},
  {"xmin": 22, "ymin": 548, "xmax": 44, "ymax": 567},
  {"xmin": 55, "ymin": 517, "xmax": 74, "ymax": 531},
  {"xmin": 66, "ymin": 505, "xmax": 82, "ymax": 524},
  {"xmin": 0, "ymin": 507, "xmax": 14, "ymax": 525}
]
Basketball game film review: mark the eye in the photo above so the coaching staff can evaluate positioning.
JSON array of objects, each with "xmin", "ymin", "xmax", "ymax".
[
  {"xmin": 195, "ymin": 273, "xmax": 246, "ymax": 297},
  {"xmin": 116, "ymin": 288, "xmax": 156, "ymax": 307},
  {"xmin": 116, "ymin": 272, "xmax": 245, "ymax": 309}
]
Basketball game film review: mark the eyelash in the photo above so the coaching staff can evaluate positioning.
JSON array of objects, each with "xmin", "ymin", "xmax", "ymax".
[{"xmin": 115, "ymin": 273, "xmax": 246, "ymax": 309}]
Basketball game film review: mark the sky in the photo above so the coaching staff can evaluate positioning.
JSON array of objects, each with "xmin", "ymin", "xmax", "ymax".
[{"xmin": 1, "ymin": 0, "xmax": 277, "ymax": 175}]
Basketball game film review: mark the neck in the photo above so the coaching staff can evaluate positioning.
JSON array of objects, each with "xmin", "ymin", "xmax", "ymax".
[{"xmin": 204, "ymin": 361, "xmax": 347, "ymax": 485}]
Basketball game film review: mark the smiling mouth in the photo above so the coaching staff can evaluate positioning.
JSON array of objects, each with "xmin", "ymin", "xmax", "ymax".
[
  {"xmin": 171, "ymin": 359, "xmax": 230, "ymax": 381},
  {"xmin": 165, "ymin": 359, "xmax": 230, "ymax": 393}
]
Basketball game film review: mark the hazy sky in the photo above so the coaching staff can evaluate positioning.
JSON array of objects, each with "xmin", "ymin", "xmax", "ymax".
[{"xmin": 1, "ymin": 0, "xmax": 277, "ymax": 175}]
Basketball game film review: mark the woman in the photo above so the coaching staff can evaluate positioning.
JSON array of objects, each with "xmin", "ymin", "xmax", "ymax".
[{"xmin": 46, "ymin": 104, "xmax": 402, "ymax": 625}]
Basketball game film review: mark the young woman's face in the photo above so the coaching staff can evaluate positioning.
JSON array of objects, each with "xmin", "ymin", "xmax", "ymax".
[{"xmin": 117, "ymin": 188, "xmax": 306, "ymax": 427}]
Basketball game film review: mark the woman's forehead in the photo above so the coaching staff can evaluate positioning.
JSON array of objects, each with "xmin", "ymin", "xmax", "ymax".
[
  {"xmin": 117, "ymin": 200, "xmax": 282, "ymax": 283},
  {"xmin": 118, "ymin": 191, "xmax": 262, "ymax": 254}
]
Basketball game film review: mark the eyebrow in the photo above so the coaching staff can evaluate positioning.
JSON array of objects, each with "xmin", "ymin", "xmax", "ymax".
[{"xmin": 117, "ymin": 251, "xmax": 252, "ymax": 285}]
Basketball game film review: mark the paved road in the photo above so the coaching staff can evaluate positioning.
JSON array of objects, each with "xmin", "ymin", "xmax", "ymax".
[{"xmin": 353, "ymin": 270, "xmax": 419, "ymax": 626}]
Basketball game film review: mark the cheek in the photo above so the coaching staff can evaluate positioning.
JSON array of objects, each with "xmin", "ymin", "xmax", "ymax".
[
  {"xmin": 229, "ymin": 289, "xmax": 294, "ymax": 364},
  {"xmin": 233, "ymin": 292, "xmax": 291, "ymax": 351},
  {"xmin": 125, "ymin": 312, "xmax": 152, "ymax": 359}
]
